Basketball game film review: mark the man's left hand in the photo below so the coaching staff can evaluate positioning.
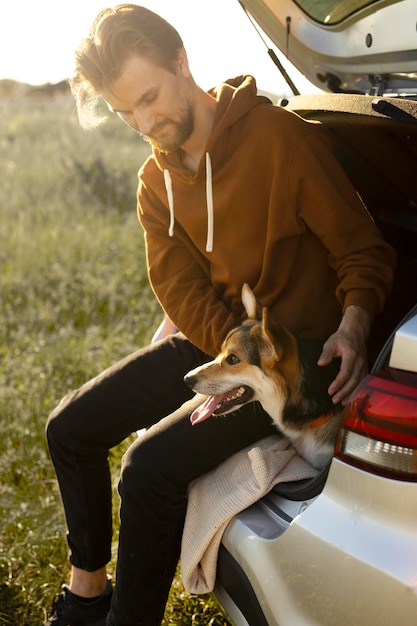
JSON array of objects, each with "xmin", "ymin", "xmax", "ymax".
[{"xmin": 318, "ymin": 305, "xmax": 372, "ymax": 406}]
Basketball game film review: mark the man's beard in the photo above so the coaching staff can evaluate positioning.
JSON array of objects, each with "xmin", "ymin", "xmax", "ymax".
[{"xmin": 142, "ymin": 105, "xmax": 194, "ymax": 153}]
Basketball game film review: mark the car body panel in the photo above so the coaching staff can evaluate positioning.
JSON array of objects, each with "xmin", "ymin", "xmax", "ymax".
[{"xmin": 390, "ymin": 314, "xmax": 417, "ymax": 372}]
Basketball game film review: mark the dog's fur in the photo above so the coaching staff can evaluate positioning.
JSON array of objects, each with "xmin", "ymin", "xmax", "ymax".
[{"xmin": 184, "ymin": 284, "xmax": 342, "ymax": 469}]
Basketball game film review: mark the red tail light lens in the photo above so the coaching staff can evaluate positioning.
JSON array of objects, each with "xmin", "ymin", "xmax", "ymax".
[{"xmin": 335, "ymin": 369, "xmax": 417, "ymax": 481}]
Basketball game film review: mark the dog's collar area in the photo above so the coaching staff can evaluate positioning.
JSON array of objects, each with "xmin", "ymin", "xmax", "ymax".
[{"xmin": 308, "ymin": 411, "xmax": 336, "ymax": 428}]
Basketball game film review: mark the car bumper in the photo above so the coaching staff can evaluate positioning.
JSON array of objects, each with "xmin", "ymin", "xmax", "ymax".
[{"xmin": 218, "ymin": 458, "xmax": 417, "ymax": 625}]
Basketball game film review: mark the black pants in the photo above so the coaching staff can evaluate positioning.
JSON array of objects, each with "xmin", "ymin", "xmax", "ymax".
[{"xmin": 46, "ymin": 333, "xmax": 276, "ymax": 625}]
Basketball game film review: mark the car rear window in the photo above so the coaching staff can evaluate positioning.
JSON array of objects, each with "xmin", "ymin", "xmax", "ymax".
[{"xmin": 294, "ymin": 0, "xmax": 381, "ymax": 24}]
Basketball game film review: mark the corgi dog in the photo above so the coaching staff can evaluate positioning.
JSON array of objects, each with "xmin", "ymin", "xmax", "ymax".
[{"xmin": 184, "ymin": 284, "xmax": 342, "ymax": 469}]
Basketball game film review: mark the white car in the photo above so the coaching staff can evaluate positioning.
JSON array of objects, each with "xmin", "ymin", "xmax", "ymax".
[{"xmin": 214, "ymin": 1, "xmax": 417, "ymax": 624}]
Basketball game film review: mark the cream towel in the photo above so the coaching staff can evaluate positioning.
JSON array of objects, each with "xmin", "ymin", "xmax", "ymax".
[{"xmin": 181, "ymin": 434, "xmax": 318, "ymax": 594}]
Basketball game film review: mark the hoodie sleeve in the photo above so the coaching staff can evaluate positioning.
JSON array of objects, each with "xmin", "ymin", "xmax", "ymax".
[
  {"xmin": 138, "ymin": 179, "xmax": 241, "ymax": 356},
  {"xmin": 288, "ymin": 127, "xmax": 396, "ymax": 317}
]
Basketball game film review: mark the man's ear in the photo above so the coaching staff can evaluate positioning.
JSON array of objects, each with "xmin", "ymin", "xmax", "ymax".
[{"xmin": 175, "ymin": 48, "xmax": 191, "ymax": 78}]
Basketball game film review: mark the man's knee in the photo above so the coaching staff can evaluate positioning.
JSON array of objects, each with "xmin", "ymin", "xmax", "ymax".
[
  {"xmin": 120, "ymin": 435, "xmax": 159, "ymax": 492},
  {"xmin": 45, "ymin": 389, "xmax": 78, "ymax": 449},
  {"xmin": 119, "ymin": 432, "xmax": 184, "ymax": 505}
]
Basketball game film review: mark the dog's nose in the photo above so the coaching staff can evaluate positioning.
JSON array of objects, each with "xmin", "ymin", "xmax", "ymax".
[{"xmin": 183, "ymin": 372, "xmax": 196, "ymax": 389}]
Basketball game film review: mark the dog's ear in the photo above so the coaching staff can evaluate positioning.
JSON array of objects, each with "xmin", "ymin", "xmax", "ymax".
[
  {"xmin": 242, "ymin": 283, "xmax": 258, "ymax": 320},
  {"xmin": 261, "ymin": 307, "xmax": 284, "ymax": 362},
  {"xmin": 261, "ymin": 308, "xmax": 300, "ymax": 385}
]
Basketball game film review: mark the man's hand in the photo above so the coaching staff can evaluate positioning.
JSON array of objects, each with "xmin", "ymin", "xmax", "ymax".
[
  {"xmin": 318, "ymin": 305, "xmax": 372, "ymax": 405},
  {"xmin": 151, "ymin": 315, "xmax": 178, "ymax": 343}
]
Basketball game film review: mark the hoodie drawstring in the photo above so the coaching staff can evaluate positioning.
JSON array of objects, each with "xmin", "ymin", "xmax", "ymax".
[
  {"xmin": 205, "ymin": 152, "xmax": 214, "ymax": 253},
  {"xmin": 163, "ymin": 169, "xmax": 175, "ymax": 238},
  {"xmin": 163, "ymin": 152, "xmax": 214, "ymax": 253}
]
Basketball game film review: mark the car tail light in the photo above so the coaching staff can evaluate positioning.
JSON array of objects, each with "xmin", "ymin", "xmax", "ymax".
[{"xmin": 335, "ymin": 368, "xmax": 417, "ymax": 481}]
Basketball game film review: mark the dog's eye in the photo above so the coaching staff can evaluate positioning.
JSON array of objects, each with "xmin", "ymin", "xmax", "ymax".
[{"xmin": 225, "ymin": 354, "xmax": 240, "ymax": 365}]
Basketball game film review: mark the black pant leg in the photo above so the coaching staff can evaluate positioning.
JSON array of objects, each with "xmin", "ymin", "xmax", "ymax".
[
  {"xmin": 109, "ymin": 400, "xmax": 277, "ymax": 625},
  {"xmin": 45, "ymin": 334, "xmax": 208, "ymax": 571}
]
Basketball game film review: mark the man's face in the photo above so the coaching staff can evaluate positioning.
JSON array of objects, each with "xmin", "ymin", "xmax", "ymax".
[{"xmin": 103, "ymin": 52, "xmax": 194, "ymax": 153}]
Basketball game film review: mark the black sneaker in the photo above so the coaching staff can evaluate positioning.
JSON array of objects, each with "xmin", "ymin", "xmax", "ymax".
[{"xmin": 45, "ymin": 579, "xmax": 113, "ymax": 626}]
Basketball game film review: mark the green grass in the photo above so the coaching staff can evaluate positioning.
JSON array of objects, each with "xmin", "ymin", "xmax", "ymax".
[{"xmin": 0, "ymin": 96, "xmax": 232, "ymax": 625}]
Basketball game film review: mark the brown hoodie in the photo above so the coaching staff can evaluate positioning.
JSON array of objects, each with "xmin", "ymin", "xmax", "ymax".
[{"xmin": 137, "ymin": 75, "xmax": 395, "ymax": 356}]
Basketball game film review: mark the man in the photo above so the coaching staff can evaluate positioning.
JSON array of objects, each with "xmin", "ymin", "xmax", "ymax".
[{"xmin": 45, "ymin": 4, "xmax": 395, "ymax": 625}]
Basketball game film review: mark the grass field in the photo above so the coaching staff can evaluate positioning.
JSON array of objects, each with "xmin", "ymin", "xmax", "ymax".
[{"xmin": 0, "ymin": 95, "xmax": 231, "ymax": 625}]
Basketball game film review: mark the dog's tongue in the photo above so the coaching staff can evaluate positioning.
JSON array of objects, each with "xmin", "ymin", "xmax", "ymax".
[{"xmin": 190, "ymin": 394, "xmax": 226, "ymax": 425}]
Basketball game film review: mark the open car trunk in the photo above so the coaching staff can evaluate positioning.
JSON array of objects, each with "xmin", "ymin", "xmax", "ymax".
[
  {"xmin": 214, "ymin": 4, "xmax": 417, "ymax": 625},
  {"xmin": 283, "ymin": 92, "xmax": 417, "ymax": 365},
  {"xmin": 238, "ymin": 0, "xmax": 417, "ymax": 96},
  {"xmin": 215, "ymin": 89, "xmax": 417, "ymax": 626}
]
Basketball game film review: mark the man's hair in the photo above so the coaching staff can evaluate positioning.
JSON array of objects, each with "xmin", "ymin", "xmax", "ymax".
[{"xmin": 70, "ymin": 4, "xmax": 184, "ymax": 129}]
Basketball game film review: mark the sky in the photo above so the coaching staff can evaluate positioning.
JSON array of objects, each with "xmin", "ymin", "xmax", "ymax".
[{"xmin": 0, "ymin": 0, "xmax": 320, "ymax": 96}]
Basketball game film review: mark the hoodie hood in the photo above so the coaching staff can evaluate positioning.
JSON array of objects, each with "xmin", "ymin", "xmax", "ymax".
[
  {"xmin": 207, "ymin": 75, "xmax": 272, "ymax": 146},
  {"xmin": 152, "ymin": 75, "xmax": 271, "ymax": 252}
]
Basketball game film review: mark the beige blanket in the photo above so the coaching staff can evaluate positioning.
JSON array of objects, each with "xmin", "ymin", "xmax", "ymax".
[{"xmin": 181, "ymin": 434, "xmax": 318, "ymax": 594}]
